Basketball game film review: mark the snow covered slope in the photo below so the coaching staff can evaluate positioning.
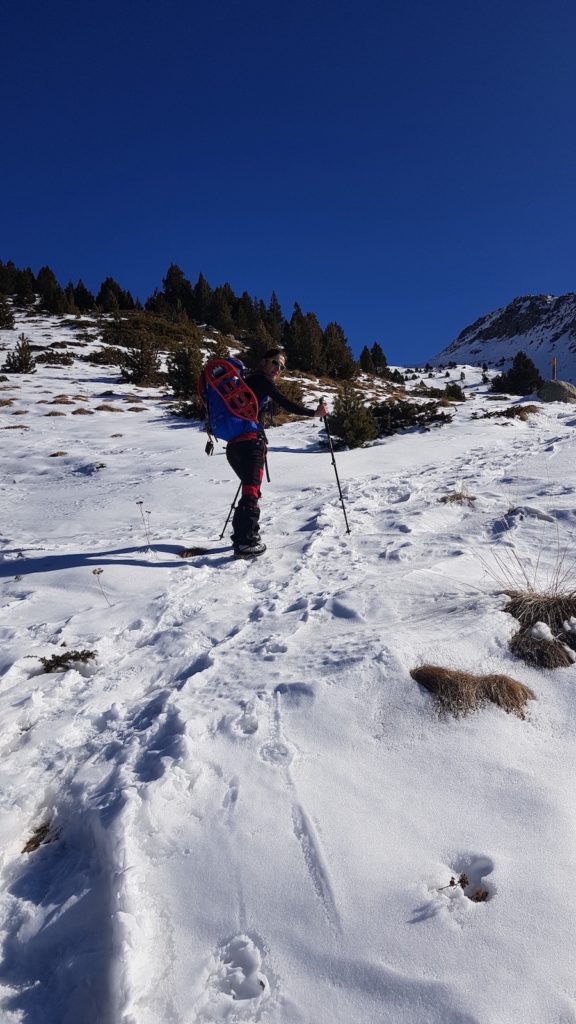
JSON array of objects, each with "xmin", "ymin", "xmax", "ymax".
[
  {"xmin": 1, "ymin": 312, "xmax": 576, "ymax": 1024},
  {"xmin": 432, "ymin": 293, "xmax": 576, "ymax": 382}
]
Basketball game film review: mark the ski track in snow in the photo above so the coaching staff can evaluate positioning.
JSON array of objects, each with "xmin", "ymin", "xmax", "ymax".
[{"xmin": 1, "ymin": 328, "xmax": 576, "ymax": 1023}]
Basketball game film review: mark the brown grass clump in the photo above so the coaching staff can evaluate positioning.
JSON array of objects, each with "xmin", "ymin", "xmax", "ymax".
[
  {"xmin": 11, "ymin": 409, "xmax": 28, "ymax": 415},
  {"xmin": 504, "ymin": 590, "xmax": 576, "ymax": 634},
  {"xmin": 508, "ymin": 630, "xmax": 573, "ymax": 669},
  {"xmin": 21, "ymin": 820, "xmax": 59, "ymax": 854},
  {"xmin": 411, "ymin": 664, "xmax": 535, "ymax": 717},
  {"xmin": 71, "ymin": 407, "xmax": 94, "ymax": 415},
  {"xmin": 50, "ymin": 396, "xmax": 74, "ymax": 405},
  {"xmin": 438, "ymin": 491, "xmax": 476, "ymax": 506},
  {"xmin": 3, "ymin": 424, "xmax": 30, "ymax": 430},
  {"xmin": 95, "ymin": 404, "xmax": 124, "ymax": 412},
  {"xmin": 49, "ymin": 451, "xmax": 67, "ymax": 457},
  {"xmin": 482, "ymin": 404, "xmax": 540, "ymax": 422},
  {"xmin": 45, "ymin": 411, "xmax": 66, "ymax": 416},
  {"xmin": 0, "ymin": 398, "xmax": 14, "ymax": 407},
  {"xmin": 126, "ymin": 406, "xmax": 147, "ymax": 412}
]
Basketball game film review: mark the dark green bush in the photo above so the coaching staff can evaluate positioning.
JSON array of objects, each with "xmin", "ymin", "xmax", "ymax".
[
  {"xmin": 328, "ymin": 383, "xmax": 379, "ymax": 448},
  {"xmin": 490, "ymin": 352, "xmax": 543, "ymax": 396},
  {"xmin": 372, "ymin": 398, "xmax": 452, "ymax": 436},
  {"xmin": 3, "ymin": 334, "xmax": 36, "ymax": 373}
]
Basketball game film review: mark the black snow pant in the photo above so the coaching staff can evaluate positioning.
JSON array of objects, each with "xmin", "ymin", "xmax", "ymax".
[{"xmin": 225, "ymin": 436, "xmax": 266, "ymax": 546}]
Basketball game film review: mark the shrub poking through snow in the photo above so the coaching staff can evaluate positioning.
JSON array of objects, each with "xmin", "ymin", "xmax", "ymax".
[
  {"xmin": 410, "ymin": 664, "xmax": 535, "ymax": 717},
  {"xmin": 481, "ymin": 404, "xmax": 540, "ymax": 421},
  {"xmin": 92, "ymin": 567, "xmax": 112, "ymax": 606},
  {"xmin": 504, "ymin": 590, "xmax": 576, "ymax": 634},
  {"xmin": 438, "ymin": 873, "xmax": 489, "ymax": 903},
  {"xmin": 372, "ymin": 398, "xmax": 452, "ymax": 436},
  {"xmin": 508, "ymin": 628, "xmax": 574, "ymax": 669},
  {"xmin": 438, "ymin": 491, "xmax": 476, "ymax": 506},
  {"xmin": 3, "ymin": 334, "xmax": 37, "ymax": 374},
  {"xmin": 40, "ymin": 649, "xmax": 96, "ymax": 672},
  {"xmin": 21, "ymin": 820, "xmax": 59, "ymax": 854},
  {"xmin": 327, "ymin": 383, "xmax": 379, "ymax": 448}
]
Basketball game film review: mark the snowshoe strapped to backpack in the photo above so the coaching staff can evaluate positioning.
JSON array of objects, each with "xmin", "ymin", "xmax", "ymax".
[{"xmin": 198, "ymin": 357, "xmax": 260, "ymax": 443}]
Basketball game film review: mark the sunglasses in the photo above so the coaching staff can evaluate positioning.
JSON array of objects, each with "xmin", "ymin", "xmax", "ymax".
[{"xmin": 270, "ymin": 359, "xmax": 285, "ymax": 370}]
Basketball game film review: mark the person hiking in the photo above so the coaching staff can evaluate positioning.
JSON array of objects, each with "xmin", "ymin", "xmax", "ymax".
[{"xmin": 226, "ymin": 348, "xmax": 328, "ymax": 559}]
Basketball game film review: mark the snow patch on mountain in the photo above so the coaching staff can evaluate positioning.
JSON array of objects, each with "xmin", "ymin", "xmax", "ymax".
[{"xmin": 432, "ymin": 293, "xmax": 576, "ymax": 381}]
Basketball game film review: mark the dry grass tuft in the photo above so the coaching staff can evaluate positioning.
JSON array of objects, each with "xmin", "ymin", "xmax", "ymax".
[
  {"xmin": 504, "ymin": 590, "xmax": 576, "ymax": 633},
  {"xmin": 2, "ymin": 424, "xmax": 30, "ymax": 430},
  {"xmin": 482, "ymin": 404, "xmax": 540, "ymax": 422},
  {"xmin": 126, "ymin": 406, "xmax": 148, "ymax": 412},
  {"xmin": 0, "ymin": 398, "xmax": 14, "ymax": 407},
  {"xmin": 411, "ymin": 664, "xmax": 535, "ymax": 717},
  {"xmin": 438, "ymin": 491, "xmax": 476, "ymax": 506},
  {"xmin": 50, "ymin": 396, "xmax": 74, "ymax": 405},
  {"xmin": 21, "ymin": 820, "xmax": 59, "ymax": 854},
  {"xmin": 45, "ymin": 410, "xmax": 66, "ymax": 416},
  {"xmin": 508, "ymin": 630, "xmax": 573, "ymax": 669},
  {"xmin": 49, "ymin": 451, "xmax": 67, "ymax": 457},
  {"xmin": 95, "ymin": 404, "xmax": 124, "ymax": 412},
  {"xmin": 71, "ymin": 407, "xmax": 94, "ymax": 415}
]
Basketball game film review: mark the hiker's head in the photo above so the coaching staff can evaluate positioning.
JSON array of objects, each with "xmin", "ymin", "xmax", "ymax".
[{"xmin": 261, "ymin": 348, "xmax": 286, "ymax": 380}]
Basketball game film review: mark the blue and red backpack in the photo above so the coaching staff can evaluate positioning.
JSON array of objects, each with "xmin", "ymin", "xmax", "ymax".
[{"xmin": 198, "ymin": 357, "xmax": 260, "ymax": 443}]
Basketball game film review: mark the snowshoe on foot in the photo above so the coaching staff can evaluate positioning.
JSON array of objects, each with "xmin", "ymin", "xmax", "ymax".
[{"xmin": 233, "ymin": 540, "xmax": 267, "ymax": 560}]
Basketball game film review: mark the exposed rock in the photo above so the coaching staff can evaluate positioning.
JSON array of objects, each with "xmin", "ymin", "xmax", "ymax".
[
  {"xmin": 432, "ymin": 292, "xmax": 576, "ymax": 381},
  {"xmin": 537, "ymin": 379, "xmax": 576, "ymax": 403}
]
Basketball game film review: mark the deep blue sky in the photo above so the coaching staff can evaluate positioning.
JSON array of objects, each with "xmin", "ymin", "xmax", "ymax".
[{"xmin": 2, "ymin": 0, "xmax": 575, "ymax": 363}]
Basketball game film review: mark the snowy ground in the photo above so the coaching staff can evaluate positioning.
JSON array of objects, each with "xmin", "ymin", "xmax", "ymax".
[{"xmin": 1, "ymin": 315, "xmax": 576, "ymax": 1024}]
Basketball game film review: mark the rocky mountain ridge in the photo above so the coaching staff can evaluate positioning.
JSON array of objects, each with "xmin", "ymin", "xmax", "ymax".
[{"xmin": 433, "ymin": 293, "xmax": 576, "ymax": 382}]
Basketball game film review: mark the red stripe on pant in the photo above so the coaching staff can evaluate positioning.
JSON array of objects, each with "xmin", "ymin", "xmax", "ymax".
[{"xmin": 242, "ymin": 483, "xmax": 261, "ymax": 499}]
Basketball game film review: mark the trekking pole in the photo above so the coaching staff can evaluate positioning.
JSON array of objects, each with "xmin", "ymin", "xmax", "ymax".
[
  {"xmin": 320, "ymin": 397, "xmax": 351, "ymax": 534},
  {"xmin": 219, "ymin": 482, "xmax": 241, "ymax": 540}
]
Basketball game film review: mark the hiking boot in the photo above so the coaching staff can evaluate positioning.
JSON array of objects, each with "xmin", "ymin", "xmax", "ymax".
[{"xmin": 233, "ymin": 540, "xmax": 267, "ymax": 560}]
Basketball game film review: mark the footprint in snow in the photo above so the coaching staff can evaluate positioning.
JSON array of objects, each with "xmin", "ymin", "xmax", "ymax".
[
  {"xmin": 228, "ymin": 702, "xmax": 259, "ymax": 738},
  {"xmin": 258, "ymin": 739, "xmax": 295, "ymax": 766},
  {"xmin": 198, "ymin": 934, "xmax": 269, "ymax": 1019}
]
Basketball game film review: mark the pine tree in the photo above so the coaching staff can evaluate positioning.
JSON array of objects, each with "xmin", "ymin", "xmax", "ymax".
[
  {"xmin": 192, "ymin": 273, "xmax": 213, "ymax": 323},
  {"xmin": 3, "ymin": 333, "xmax": 36, "ymax": 373},
  {"xmin": 97, "ymin": 277, "xmax": 135, "ymax": 311},
  {"xmin": 235, "ymin": 291, "xmax": 259, "ymax": 334},
  {"xmin": 328, "ymin": 382, "xmax": 379, "ymax": 448},
  {"xmin": 0, "ymin": 293, "xmax": 15, "ymax": 329},
  {"xmin": 209, "ymin": 287, "xmax": 236, "ymax": 335},
  {"xmin": 283, "ymin": 304, "xmax": 323, "ymax": 373},
  {"xmin": 490, "ymin": 351, "xmax": 544, "ymax": 395},
  {"xmin": 73, "ymin": 279, "xmax": 96, "ymax": 311},
  {"xmin": 322, "ymin": 322, "xmax": 356, "ymax": 379},
  {"xmin": 370, "ymin": 342, "xmax": 387, "ymax": 373},
  {"xmin": 242, "ymin": 320, "xmax": 276, "ymax": 367},
  {"xmin": 445, "ymin": 382, "xmax": 465, "ymax": 401},
  {"xmin": 14, "ymin": 268, "xmax": 36, "ymax": 307},
  {"xmin": 0, "ymin": 260, "xmax": 19, "ymax": 295},
  {"xmin": 267, "ymin": 291, "xmax": 284, "ymax": 342},
  {"xmin": 162, "ymin": 264, "xmax": 194, "ymax": 316},
  {"xmin": 359, "ymin": 346, "xmax": 376, "ymax": 373},
  {"xmin": 120, "ymin": 338, "xmax": 162, "ymax": 385},
  {"xmin": 166, "ymin": 341, "xmax": 203, "ymax": 398}
]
